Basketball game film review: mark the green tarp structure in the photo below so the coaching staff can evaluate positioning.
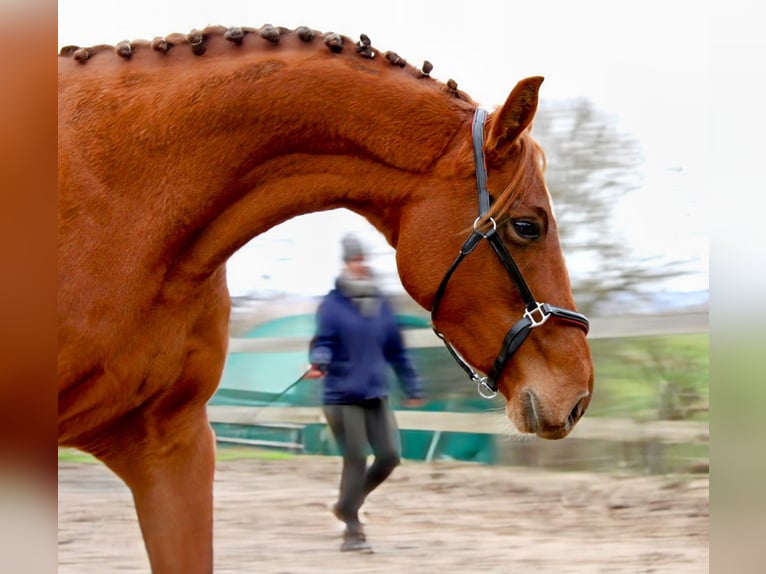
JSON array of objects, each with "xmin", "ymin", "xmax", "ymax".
[{"xmin": 210, "ymin": 314, "xmax": 496, "ymax": 463}]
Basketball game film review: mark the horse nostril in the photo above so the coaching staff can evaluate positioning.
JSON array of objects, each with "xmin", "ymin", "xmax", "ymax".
[
  {"xmin": 524, "ymin": 390, "xmax": 588, "ymax": 436},
  {"xmin": 568, "ymin": 396, "xmax": 588, "ymax": 428}
]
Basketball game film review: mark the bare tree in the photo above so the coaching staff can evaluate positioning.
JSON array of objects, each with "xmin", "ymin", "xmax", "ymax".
[{"xmin": 533, "ymin": 99, "xmax": 688, "ymax": 315}]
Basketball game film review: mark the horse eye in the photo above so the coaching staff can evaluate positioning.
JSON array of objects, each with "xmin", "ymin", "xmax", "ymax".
[{"xmin": 511, "ymin": 219, "xmax": 540, "ymax": 240}]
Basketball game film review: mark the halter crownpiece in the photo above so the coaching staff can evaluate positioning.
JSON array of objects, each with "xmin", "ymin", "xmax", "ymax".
[{"xmin": 430, "ymin": 108, "xmax": 590, "ymax": 399}]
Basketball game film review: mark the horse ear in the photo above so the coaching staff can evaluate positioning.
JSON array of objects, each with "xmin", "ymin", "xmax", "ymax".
[{"xmin": 485, "ymin": 76, "xmax": 544, "ymax": 164}]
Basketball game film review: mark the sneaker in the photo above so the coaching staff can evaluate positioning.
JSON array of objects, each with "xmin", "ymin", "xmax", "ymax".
[
  {"xmin": 340, "ymin": 525, "xmax": 373, "ymax": 553},
  {"xmin": 332, "ymin": 502, "xmax": 344, "ymax": 523}
]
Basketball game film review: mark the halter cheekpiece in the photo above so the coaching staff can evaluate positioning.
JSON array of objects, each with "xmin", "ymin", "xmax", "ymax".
[{"xmin": 430, "ymin": 108, "xmax": 590, "ymax": 399}]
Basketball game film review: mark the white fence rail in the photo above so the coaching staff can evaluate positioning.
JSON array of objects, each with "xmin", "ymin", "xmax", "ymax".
[{"xmin": 207, "ymin": 406, "xmax": 708, "ymax": 445}]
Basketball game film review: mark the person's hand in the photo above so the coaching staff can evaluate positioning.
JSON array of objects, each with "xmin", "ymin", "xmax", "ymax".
[
  {"xmin": 303, "ymin": 365, "xmax": 325, "ymax": 379},
  {"xmin": 402, "ymin": 397, "xmax": 425, "ymax": 408}
]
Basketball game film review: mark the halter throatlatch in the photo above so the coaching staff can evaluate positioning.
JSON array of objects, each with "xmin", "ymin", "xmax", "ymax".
[{"xmin": 430, "ymin": 108, "xmax": 590, "ymax": 399}]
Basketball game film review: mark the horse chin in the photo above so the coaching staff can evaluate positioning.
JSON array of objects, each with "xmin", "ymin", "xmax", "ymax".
[
  {"xmin": 504, "ymin": 397, "xmax": 576, "ymax": 441},
  {"xmin": 534, "ymin": 426, "xmax": 572, "ymax": 440}
]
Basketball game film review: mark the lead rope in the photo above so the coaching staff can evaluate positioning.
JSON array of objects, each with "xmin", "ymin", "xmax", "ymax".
[{"xmin": 246, "ymin": 366, "xmax": 313, "ymax": 422}]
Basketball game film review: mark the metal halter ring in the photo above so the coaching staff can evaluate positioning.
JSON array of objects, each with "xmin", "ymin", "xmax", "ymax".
[
  {"xmin": 476, "ymin": 376, "xmax": 498, "ymax": 399},
  {"xmin": 473, "ymin": 216, "xmax": 497, "ymax": 237}
]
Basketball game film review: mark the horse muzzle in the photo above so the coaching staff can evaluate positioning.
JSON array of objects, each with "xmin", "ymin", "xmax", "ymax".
[{"xmin": 515, "ymin": 388, "xmax": 590, "ymax": 440}]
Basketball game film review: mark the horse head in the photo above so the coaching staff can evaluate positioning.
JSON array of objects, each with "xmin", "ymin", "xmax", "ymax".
[{"xmin": 395, "ymin": 77, "xmax": 593, "ymax": 440}]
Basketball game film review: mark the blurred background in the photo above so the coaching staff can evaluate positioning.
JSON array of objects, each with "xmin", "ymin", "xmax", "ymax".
[{"xmin": 58, "ymin": 0, "xmax": 709, "ymax": 474}]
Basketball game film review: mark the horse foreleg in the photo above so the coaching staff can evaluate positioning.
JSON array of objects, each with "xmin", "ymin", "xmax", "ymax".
[{"xmin": 97, "ymin": 405, "xmax": 216, "ymax": 574}]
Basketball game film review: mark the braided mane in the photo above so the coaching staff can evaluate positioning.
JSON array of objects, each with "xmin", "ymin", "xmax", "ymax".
[{"xmin": 59, "ymin": 24, "xmax": 473, "ymax": 102}]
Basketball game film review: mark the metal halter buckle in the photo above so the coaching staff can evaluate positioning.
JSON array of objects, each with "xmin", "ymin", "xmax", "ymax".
[{"xmin": 524, "ymin": 302, "xmax": 551, "ymax": 328}]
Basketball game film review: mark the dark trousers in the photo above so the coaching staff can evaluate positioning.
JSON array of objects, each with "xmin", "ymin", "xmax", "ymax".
[{"xmin": 323, "ymin": 398, "xmax": 401, "ymax": 526}]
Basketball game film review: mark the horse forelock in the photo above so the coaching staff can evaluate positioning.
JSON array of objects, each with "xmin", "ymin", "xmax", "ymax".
[{"xmin": 486, "ymin": 131, "xmax": 547, "ymax": 221}]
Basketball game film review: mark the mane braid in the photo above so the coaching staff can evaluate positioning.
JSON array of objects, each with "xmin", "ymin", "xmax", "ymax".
[{"xmin": 58, "ymin": 24, "xmax": 473, "ymax": 102}]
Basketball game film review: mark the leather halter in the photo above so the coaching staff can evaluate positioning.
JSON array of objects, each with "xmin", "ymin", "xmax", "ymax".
[{"xmin": 430, "ymin": 108, "xmax": 590, "ymax": 399}]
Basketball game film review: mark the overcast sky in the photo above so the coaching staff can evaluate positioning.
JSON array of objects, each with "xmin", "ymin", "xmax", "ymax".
[{"xmin": 59, "ymin": 0, "xmax": 710, "ymax": 297}]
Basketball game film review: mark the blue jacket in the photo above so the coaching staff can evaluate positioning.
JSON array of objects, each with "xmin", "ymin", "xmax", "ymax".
[{"xmin": 309, "ymin": 288, "xmax": 423, "ymax": 405}]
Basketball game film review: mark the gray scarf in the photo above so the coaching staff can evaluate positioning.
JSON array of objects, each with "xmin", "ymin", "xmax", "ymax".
[{"xmin": 336, "ymin": 269, "xmax": 382, "ymax": 317}]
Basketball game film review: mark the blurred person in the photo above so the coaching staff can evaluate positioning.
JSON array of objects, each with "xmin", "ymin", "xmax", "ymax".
[{"xmin": 307, "ymin": 233, "xmax": 424, "ymax": 553}]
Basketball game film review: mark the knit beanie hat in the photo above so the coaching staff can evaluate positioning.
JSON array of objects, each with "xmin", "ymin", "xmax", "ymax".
[{"xmin": 341, "ymin": 233, "xmax": 365, "ymax": 261}]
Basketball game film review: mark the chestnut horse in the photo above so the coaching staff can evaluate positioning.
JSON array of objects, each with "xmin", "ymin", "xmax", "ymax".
[{"xmin": 58, "ymin": 25, "xmax": 593, "ymax": 572}]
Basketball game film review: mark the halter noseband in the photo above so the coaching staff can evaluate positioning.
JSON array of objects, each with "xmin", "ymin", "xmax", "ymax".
[{"xmin": 430, "ymin": 108, "xmax": 590, "ymax": 399}]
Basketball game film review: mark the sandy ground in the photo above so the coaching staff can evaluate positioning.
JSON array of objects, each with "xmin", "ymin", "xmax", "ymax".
[{"xmin": 58, "ymin": 454, "xmax": 708, "ymax": 573}]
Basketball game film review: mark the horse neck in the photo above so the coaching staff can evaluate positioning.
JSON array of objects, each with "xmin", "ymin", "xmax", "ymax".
[{"xmin": 61, "ymin": 40, "xmax": 471, "ymax": 282}]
